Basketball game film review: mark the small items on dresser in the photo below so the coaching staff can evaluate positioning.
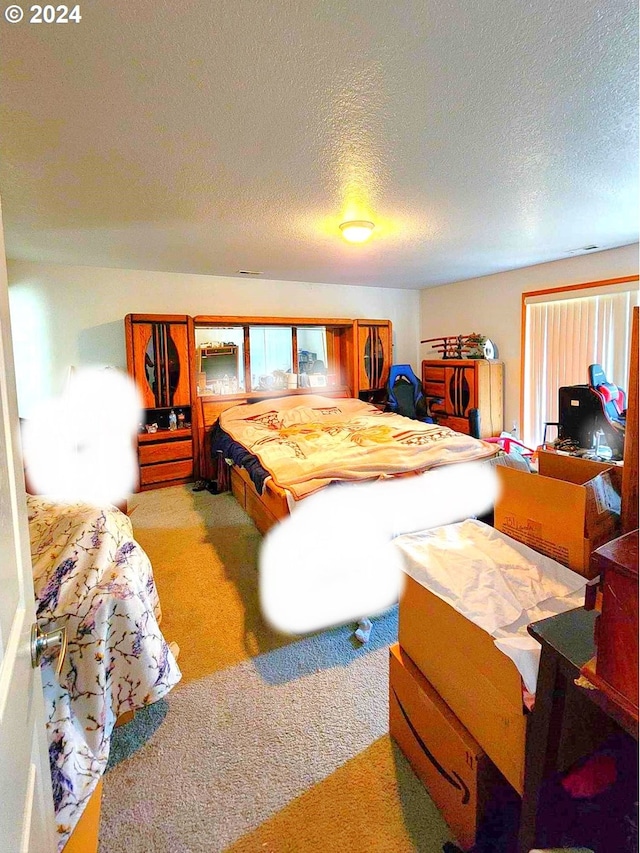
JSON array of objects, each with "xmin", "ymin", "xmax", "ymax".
[{"xmin": 421, "ymin": 333, "xmax": 496, "ymax": 360}]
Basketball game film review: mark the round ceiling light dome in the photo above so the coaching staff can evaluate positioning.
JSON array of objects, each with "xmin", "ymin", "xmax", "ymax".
[{"xmin": 339, "ymin": 220, "xmax": 375, "ymax": 243}]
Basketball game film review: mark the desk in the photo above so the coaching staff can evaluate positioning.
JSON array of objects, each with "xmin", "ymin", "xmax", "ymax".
[{"xmin": 517, "ymin": 607, "xmax": 638, "ymax": 853}]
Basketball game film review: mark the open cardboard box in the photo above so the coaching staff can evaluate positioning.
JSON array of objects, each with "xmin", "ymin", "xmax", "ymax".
[
  {"xmin": 389, "ymin": 644, "xmax": 509, "ymax": 850},
  {"xmin": 398, "ymin": 570, "xmax": 616, "ymax": 801},
  {"xmin": 398, "ymin": 451, "xmax": 622, "ymax": 797},
  {"xmin": 398, "ymin": 576, "xmax": 527, "ymax": 794},
  {"xmin": 494, "ymin": 450, "xmax": 622, "ymax": 579}
]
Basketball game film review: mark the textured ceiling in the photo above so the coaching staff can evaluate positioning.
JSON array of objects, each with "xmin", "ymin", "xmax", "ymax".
[{"xmin": 0, "ymin": 0, "xmax": 637, "ymax": 289}]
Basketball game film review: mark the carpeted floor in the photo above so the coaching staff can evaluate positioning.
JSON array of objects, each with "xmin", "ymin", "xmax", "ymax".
[{"xmin": 98, "ymin": 485, "xmax": 455, "ymax": 852}]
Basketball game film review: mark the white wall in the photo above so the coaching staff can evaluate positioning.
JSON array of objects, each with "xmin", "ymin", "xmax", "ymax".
[
  {"xmin": 420, "ymin": 244, "xmax": 639, "ymax": 437},
  {"xmin": 7, "ymin": 260, "xmax": 420, "ymax": 416}
]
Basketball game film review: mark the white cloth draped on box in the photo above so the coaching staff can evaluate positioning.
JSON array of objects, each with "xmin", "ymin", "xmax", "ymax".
[{"xmin": 394, "ymin": 519, "xmax": 586, "ymax": 694}]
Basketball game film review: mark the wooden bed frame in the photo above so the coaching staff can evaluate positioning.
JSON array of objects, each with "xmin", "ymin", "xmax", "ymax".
[{"xmin": 230, "ymin": 465, "xmax": 289, "ymax": 535}]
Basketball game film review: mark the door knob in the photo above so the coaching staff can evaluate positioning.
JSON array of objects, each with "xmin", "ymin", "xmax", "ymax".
[{"xmin": 31, "ymin": 623, "xmax": 67, "ymax": 678}]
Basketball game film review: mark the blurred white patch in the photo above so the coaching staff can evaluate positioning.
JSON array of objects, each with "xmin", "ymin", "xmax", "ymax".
[
  {"xmin": 22, "ymin": 368, "xmax": 141, "ymax": 506},
  {"xmin": 259, "ymin": 462, "xmax": 499, "ymax": 634}
]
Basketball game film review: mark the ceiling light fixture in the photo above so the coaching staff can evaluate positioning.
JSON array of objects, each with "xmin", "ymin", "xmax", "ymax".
[{"xmin": 339, "ymin": 220, "xmax": 375, "ymax": 243}]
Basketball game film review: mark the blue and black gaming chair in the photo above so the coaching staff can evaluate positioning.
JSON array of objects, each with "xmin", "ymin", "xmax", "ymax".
[{"xmin": 386, "ymin": 364, "xmax": 434, "ymax": 423}]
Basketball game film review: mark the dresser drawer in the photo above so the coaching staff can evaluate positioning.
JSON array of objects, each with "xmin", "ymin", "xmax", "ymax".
[
  {"xmin": 139, "ymin": 438, "xmax": 193, "ymax": 465},
  {"xmin": 423, "ymin": 366, "xmax": 445, "ymax": 382},
  {"xmin": 424, "ymin": 381, "xmax": 446, "ymax": 398},
  {"xmin": 436, "ymin": 414, "xmax": 471, "ymax": 435},
  {"xmin": 140, "ymin": 459, "xmax": 194, "ymax": 486}
]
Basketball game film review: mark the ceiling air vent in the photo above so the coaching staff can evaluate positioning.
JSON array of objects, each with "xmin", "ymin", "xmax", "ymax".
[
  {"xmin": 237, "ymin": 269, "xmax": 263, "ymax": 276},
  {"xmin": 566, "ymin": 245, "xmax": 600, "ymax": 255}
]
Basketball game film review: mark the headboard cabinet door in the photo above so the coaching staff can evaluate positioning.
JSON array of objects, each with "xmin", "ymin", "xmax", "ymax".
[
  {"xmin": 125, "ymin": 314, "xmax": 194, "ymax": 491},
  {"xmin": 126, "ymin": 316, "xmax": 191, "ymax": 409},
  {"xmin": 354, "ymin": 320, "xmax": 392, "ymax": 395}
]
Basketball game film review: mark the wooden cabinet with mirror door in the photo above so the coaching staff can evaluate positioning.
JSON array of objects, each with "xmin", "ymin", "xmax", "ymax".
[
  {"xmin": 353, "ymin": 319, "xmax": 392, "ymax": 402},
  {"xmin": 125, "ymin": 314, "xmax": 195, "ymax": 490}
]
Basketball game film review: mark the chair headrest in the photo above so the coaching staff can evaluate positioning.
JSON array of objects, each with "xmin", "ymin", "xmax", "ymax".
[
  {"xmin": 388, "ymin": 364, "xmax": 419, "ymax": 382},
  {"xmin": 588, "ymin": 363, "xmax": 607, "ymax": 387},
  {"xmin": 392, "ymin": 374, "xmax": 412, "ymax": 387}
]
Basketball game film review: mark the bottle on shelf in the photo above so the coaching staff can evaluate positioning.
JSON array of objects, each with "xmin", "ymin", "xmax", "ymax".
[
  {"xmin": 169, "ymin": 409, "xmax": 177, "ymax": 431},
  {"xmin": 177, "ymin": 409, "xmax": 185, "ymax": 429}
]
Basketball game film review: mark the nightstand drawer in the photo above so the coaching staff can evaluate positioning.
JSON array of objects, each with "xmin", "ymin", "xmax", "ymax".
[
  {"xmin": 139, "ymin": 459, "xmax": 194, "ymax": 486},
  {"xmin": 139, "ymin": 438, "xmax": 192, "ymax": 465}
]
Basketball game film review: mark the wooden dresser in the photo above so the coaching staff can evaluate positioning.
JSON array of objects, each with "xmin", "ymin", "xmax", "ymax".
[{"xmin": 422, "ymin": 358, "xmax": 503, "ymax": 437}]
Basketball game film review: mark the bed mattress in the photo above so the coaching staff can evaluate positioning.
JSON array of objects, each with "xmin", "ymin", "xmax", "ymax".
[{"xmin": 217, "ymin": 394, "xmax": 497, "ymax": 500}]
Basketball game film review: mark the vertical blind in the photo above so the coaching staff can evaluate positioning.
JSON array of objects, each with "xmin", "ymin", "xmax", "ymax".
[{"xmin": 523, "ymin": 286, "xmax": 639, "ymax": 448}]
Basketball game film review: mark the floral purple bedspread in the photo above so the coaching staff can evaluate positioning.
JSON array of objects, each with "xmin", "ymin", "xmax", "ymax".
[{"xmin": 28, "ymin": 496, "xmax": 182, "ymax": 850}]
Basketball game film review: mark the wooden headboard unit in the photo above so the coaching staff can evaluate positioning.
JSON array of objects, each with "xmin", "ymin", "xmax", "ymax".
[
  {"xmin": 192, "ymin": 315, "xmax": 392, "ymax": 480},
  {"xmin": 124, "ymin": 312, "xmax": 392, "ymax": 485}
]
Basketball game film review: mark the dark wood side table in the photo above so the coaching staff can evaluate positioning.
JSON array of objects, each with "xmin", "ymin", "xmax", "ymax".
[{"xmin": 517, "ymin": 607, "xmax": 638, "ymax": 853}]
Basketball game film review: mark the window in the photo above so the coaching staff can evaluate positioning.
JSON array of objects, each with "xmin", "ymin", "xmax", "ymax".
[{"xmin": 522, "ymin": 280, "xmax": 639, "ymax": 447}]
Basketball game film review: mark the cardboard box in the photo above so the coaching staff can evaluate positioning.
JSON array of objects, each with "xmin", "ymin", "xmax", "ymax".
[
  {"xmin": 389, "ymin": 643, "xmax": 507, "ymax": 851},
  {"xmin": 494, "ymin": 452, "xmax": 622, "ymax": 578},
  {"xmin": 397, "ymin": 580, "xmax": 527, "ymax": 795}
]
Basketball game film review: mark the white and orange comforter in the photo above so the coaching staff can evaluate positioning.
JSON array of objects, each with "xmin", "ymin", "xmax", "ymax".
[{"xmin": 219, "ymin": 395, "xmax": 496, "ymax": 499}]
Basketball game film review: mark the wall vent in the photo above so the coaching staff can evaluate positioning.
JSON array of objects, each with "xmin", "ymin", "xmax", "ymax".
[{"xmin": 566, "ymin": 245, "xmax": 600, "ymax": 255}]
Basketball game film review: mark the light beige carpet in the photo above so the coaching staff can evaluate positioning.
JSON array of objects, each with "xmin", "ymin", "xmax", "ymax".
[{"xmin": 98, "ymin": 485, "xmax": 454, "ymax": 852}]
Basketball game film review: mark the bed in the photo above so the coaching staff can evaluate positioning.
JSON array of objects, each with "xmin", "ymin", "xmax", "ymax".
[
  {"xmin": 28, "ymin": 496, "xmax": 181, "ymax": 850},
  {"xmin": 212, "ymin": 394, "xmax": 498, "ymax": 533}
]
